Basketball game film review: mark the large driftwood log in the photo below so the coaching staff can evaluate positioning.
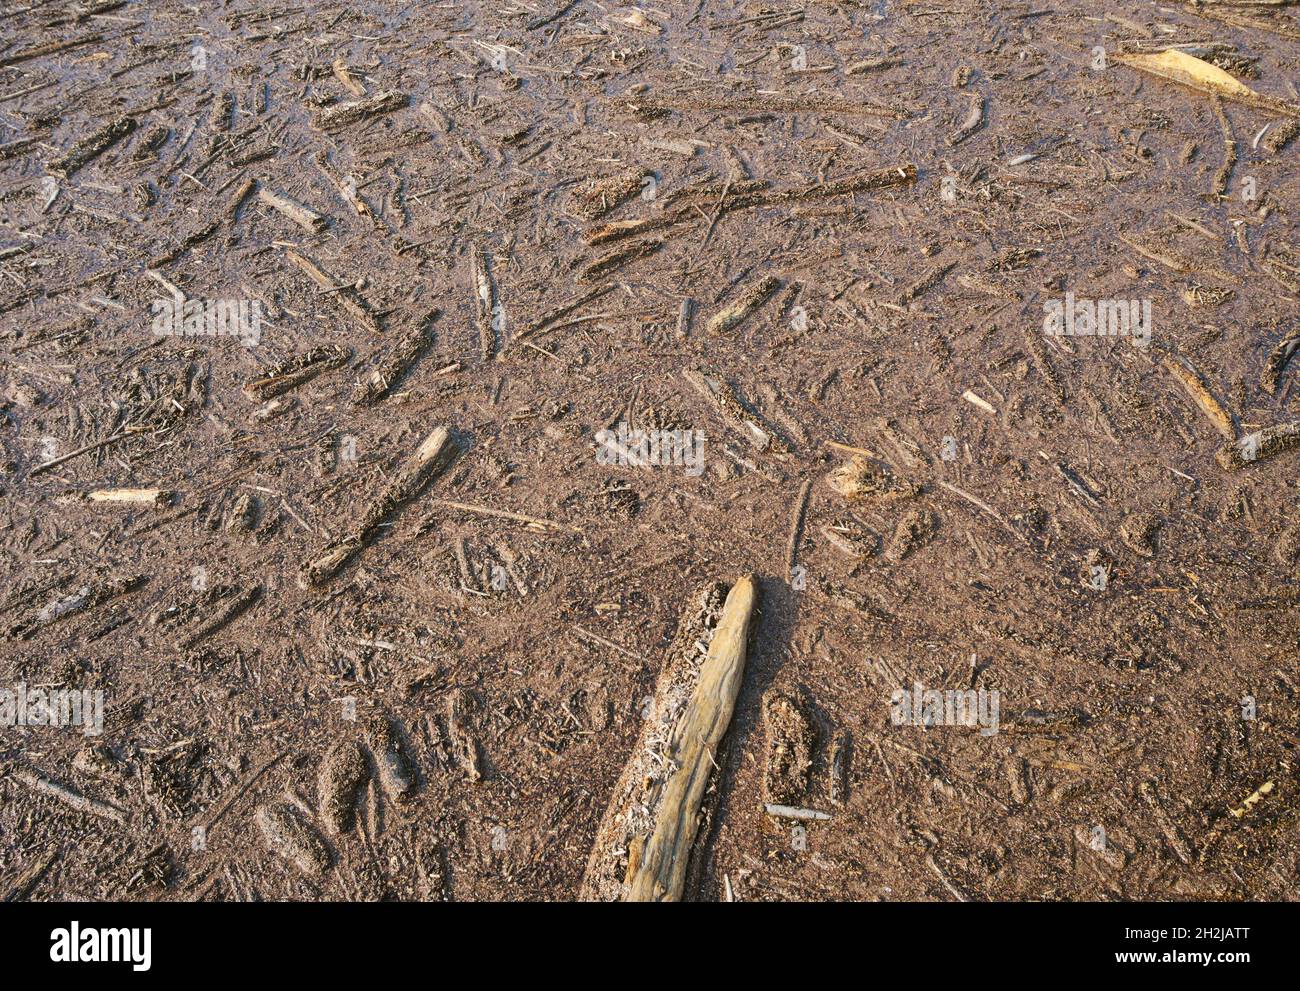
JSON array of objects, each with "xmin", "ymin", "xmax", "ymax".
[{"xmin": 580, "ymin": 576, "xmax": 757, "ymax": 902}]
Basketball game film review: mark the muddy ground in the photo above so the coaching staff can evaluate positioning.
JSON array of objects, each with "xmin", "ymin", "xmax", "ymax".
[{"xmin": 1, "ymin": 0, "xmax": 1299, "ymax": 902}]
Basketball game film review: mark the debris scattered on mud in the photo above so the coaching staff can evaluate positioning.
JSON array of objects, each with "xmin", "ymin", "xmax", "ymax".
[{"xmin": 5, "ymin": 0, "xmax": 1300, "ymax": 908}]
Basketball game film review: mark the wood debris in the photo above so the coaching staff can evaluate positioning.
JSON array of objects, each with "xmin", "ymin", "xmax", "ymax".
[
  {"xmin": 243, "ymin": 345, "xmax": 351, "ymax": 401},
  {"xmin": 581, "ymin": 578, "xmax": 755, "ymax": 901},
  {"xmin": 1217, "ymin": 421, "xmax": 1300, "ymax": 469},
  {"xmin": 762, "ymin": 690, "xmax": 816, "ymax": 805},
  {"xmin": 682, "ymin": 368, "xmax": 787, "ymax": 452},
  {"xmin": 48, "ymin": 116, "xmax": 135, "ymax": 178},
  {"xmin": 285, "ymin": 250, "xmax": 383, "ymax": 334},
  {"xmin": 948, "ymin": 93, "xmax": 986, "ymax": 146},
  {"xmin": 301, "ymin": 425, "xmax": 459, "ymax": 585},
  {"xmin": 354, "ymin": 313, "xmax": 436, "ymax": 405},
  {"xmin": 705, "ymin": 275, "xmax": 781, "ymax": 334},
  {"xmin": 471, "ymin": 248, "xmax": 498, "ymax": 360},
  {"xmin": 827, "ymin": 455, "xmax": 921, "ymax": 503},
  {"xmin": 9, "ymin": 575, "xmax": 144, "ymax": 640},
  {"xmin": 176, "ymin": 584, "xmax": 261, "ymax": 649},
  {"xmin": 11, "ymin": 769, "xmax": 128, "ymax": 825},
  {"xmin": 314, "ymin": 91, "xmax": 408, "ymax": 131},
  {"xmin": 258, "ymin": 187, "xmax": 329, "ymax": 233},
  {"xmin": 1115, "ymin": 49, "xmax": 1300, "ymax": 116},
  {"xmin": 365, "ymin": 714, "xmax": 414, "ymax": 802},
  {"xmin": 1260, "ymin": 329, "xmax": 1300, "ymax": 395},
  {"xmin": 1161, "ymin": 353, "xmax": 1236, "ymax": 441}
]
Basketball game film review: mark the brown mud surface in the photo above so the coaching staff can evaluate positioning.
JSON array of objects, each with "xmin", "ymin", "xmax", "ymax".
[{"xmin": 1, "ymin": 0, "xmax": 1299, "ymax": 902}]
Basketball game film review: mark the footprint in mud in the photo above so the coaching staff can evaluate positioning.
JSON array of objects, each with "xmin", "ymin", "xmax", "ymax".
[
  {"xmin": 318, "ymin": 740, "xmax": 368, "ymax": 836},
  {"xmin": 257, "ymin": 712, "xmax": 418, "ymax": 878},
  {"xmin": 761, "ymin": 689, "xmax": 817, "ymax": 805},
  {"xmin": 885, "ymin": 507, "xmax": 939, "ymax": 562},
  {"xmin": 1119, "ymin": 511, "xmax": 1162, "ymax": 558},
  {"xmin": 365, "ymin": 713, "xmax": 415, "ymax": 803},
  {"xmin": 255, "ymin": 802, "xmax": 332, "ymax": 877}
]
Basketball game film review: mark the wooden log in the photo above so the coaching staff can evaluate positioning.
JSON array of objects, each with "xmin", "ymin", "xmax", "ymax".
[{"xmin": 580, "ymin": 576, "xmax": 757, "ymax": 902}]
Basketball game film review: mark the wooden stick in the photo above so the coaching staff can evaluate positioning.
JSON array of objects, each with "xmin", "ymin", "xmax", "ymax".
[
  {"xmin": 258, "ymin": 187, "xmax": 328, "ymax": 233},
  {"xmin": 1161, "ymin": 353, "xmax": 1236, "ymax": 441},
  {"xmin": 432, "ymin": 499, "xmax": 567, "ymax": 532},
  {"xmin": 301, "ymin": 426, "xmax": 459, "ymax": 585},
  {"xmin": 785, "ymin": 479, "xmax": 811, "ymax": 577},
  {"xmin": 29, "ymin": 430, "xmax": 140, "ymax": 475},
  {"xmin": 682, "ymin": 369, "xmax": 785, "ymax": 452},
  {"xmin": 87, "ymin": 487, "xmax": 172, "ymax": 506},
  {"xmin": 243, "ymin": 344, "xmax": 351, "ymax": 401},
  {"xmin": 11, "ymin": 770, "xmax": 128, "ymax": 825},
  {"xmin": 285, "ymin": 250, "xmax": 382, "ymax": 333},
  {"xmin": 935, "ymin": 479, "xmax": 1029, "ymax": 545}
]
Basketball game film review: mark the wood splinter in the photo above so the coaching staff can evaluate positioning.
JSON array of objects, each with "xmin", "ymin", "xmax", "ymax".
[{"xmin": 86, "ymin": 487, "xmax": 172, "ymax": 506}]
